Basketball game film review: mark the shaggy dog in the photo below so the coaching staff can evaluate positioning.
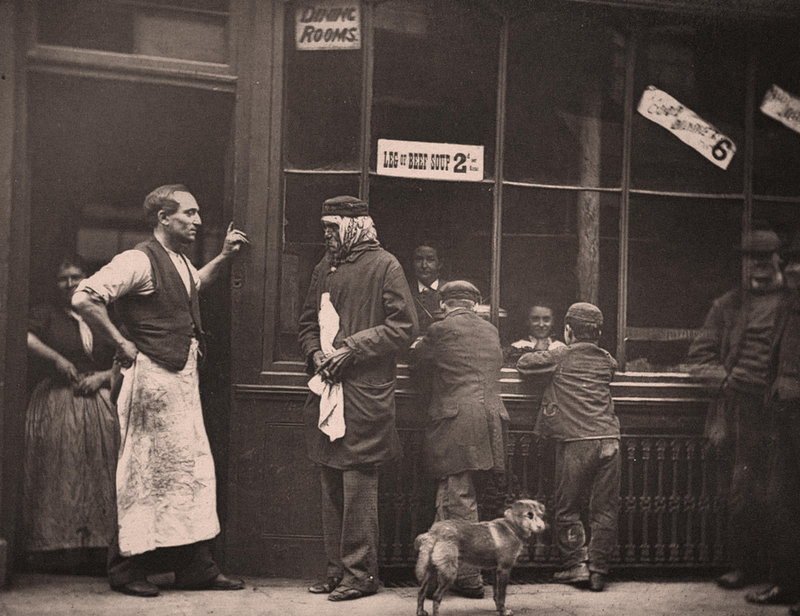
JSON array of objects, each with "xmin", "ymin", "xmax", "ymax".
[{"xmin": 414, "ymin": 499, "xmax": 547, "ymax": 616}]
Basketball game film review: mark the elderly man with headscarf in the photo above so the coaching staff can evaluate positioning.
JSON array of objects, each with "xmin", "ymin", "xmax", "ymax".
[{"xmin": 298, "ymin": 195, "xmax": 417, "ymax": 602}]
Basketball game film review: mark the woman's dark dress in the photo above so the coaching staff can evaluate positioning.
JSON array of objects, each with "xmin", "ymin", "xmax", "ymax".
[{"xmin": 23, "ymin": 303, "xmax": 118, "ymax": 554}]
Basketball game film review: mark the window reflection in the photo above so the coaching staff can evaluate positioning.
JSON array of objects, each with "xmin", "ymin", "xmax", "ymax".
[
  {"xmin": 37, "ymin": 0, "xmax": 229, "ymax": 63},
  {"xmin": 372, "ymin": 0, "xmax": 500, "ymax": 176},
  {"xmin": 626, "ymin": 196, "xmax": 742, "ymax": 371},
  {"xmin": 505, "ymin": 7, "xmax": 623, "ymax": 187},
  {"xmin": 631, "ymin": 20, "xmax": 746, "ymax": 193}
]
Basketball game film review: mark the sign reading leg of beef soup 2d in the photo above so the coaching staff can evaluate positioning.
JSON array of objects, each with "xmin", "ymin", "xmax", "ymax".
[
  {"xmin": 377, "ymin": 139, "xmax": 484, "ymax": 182},
  {"xmin": 637, "ymin": 86, "xmax": 736, "ymax": 170}
]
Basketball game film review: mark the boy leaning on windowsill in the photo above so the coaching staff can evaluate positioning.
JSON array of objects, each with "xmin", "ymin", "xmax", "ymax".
[{"xmin": 516, "ymin": 302, "xmax": 619, "ymax": 593}]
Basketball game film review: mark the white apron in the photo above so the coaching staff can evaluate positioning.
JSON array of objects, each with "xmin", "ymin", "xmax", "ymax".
[{"xmin": 115, "ymin": 339, "xmax": 219, "ymax": 556}]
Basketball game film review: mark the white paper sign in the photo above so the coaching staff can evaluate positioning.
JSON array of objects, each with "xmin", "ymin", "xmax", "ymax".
[
  {"xmin": 377, "ymin": 139, "xmax": 484, "ymax": 182},
  {"xmin": 760, "ymin": 84, "xmax": 800, "ymax": 135},
  {"xmin": 637, "ymin": 86, "xmax": 736, "ymax": 170},
  {"xmin": 295, "ymin": 3, "xmax": 360, "ymax": 50}
]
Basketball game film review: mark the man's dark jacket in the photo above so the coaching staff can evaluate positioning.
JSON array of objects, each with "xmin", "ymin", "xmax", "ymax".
[
  {"xmin": 410, "ymin": 307, "xmax": 508, "ymax": 478},
  {"xmin": 298, "ymin": 245, "xmax": 417, "ymax": 469}
]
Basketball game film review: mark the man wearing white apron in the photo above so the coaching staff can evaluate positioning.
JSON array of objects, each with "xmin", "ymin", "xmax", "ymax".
[{"xmin": 72, "ymin": 184, "xmax": 248, "ymax": 597}]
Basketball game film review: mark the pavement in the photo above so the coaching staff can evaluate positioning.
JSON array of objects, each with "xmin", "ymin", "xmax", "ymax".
[{"xmin": 0, "ymin": 573, "xmax": 795, "ymax": 616}]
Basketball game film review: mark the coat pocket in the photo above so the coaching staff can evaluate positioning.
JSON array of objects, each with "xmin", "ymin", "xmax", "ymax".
[{"xmin": 428, "ymin": 402, "xmax": 459, "ymax": 422}]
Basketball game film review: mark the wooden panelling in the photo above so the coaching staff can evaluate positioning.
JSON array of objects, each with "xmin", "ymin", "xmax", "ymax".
[{"xmin": 225, "ymin": 381, "xmax": 722, "ymax": 578}]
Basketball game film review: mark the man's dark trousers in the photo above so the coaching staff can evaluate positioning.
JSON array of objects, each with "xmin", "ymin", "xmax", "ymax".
[
  {"xmin": 108, "ymin": 537, "xmax": 220, "ymax": 589},
  {"xmin": 319, "ymin": 465, "xmax": 380, "ymax": 593},
  {"xmin": 555, "ymin": 438, "xmax": 620, "ymax": 575},
  {"xmin": 766, "ymin": 401, "xmax": 800, "ymax": 597}
]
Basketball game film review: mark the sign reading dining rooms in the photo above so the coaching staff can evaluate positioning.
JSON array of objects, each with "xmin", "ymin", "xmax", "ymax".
[{"xmin": 295, "ymin": 3, "xmax": 361, "ymax": 50}]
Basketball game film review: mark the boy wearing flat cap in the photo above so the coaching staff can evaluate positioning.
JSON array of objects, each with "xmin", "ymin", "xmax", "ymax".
[
  {"xmin": 517, "ymin": 302, "xmax": 619, "ymax": 592},
  {"xmin": 410, "ymin": 280, "xmax": 509, "ymax": 599}
]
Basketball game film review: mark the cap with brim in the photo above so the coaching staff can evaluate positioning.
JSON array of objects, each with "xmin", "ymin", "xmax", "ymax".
[
  {"xmin": 322, "ymin": 195, "xmax": 369, "ymax": 217},
  {"xmin": 440, "ymin": 280, "xmax": 481, "ymax": 303},
  {"xmin": 565, "ymin": 302, "xmax": 603, "ymax": 326},
  {"xmin": 740, "ymin": 229, "xmax": 780, "ymax": 254}
]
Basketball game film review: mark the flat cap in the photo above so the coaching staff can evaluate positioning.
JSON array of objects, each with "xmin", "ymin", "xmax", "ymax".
[
  {"xmin": 566, "ymin": 302, "xmax": 603, "ymax": 326},
  {"xmin": 322, "ymin": 195, "xmax": 369, "ymax": 217},
  {"xmin": 740, "ymin": 229, "xmax": 780, "ymax": 254},
  {"xmin": 440, "ymin": 280, "xmax": 481, "ymax": 303}
]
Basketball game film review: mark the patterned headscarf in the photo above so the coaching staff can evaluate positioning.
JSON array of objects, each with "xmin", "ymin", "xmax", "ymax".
[{"xmin": 322, "ymin": 214, "xmax": 379, "ymax": 268}]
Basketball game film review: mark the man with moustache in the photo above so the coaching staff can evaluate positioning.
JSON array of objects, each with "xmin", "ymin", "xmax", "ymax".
[
  {"xmin": 72, "ymin": 184, "xmax": 248, "ymax": 597},
  {"xmin": 746, "ymin": 235, "xmax": 800, "ymax": 613},
  {"xmin": 686, "ymin": 228, "xmax": 786, "ymax": 592}
]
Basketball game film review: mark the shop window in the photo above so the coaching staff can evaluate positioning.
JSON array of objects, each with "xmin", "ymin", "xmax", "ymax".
[
  {"xmin": 625, "ymin": 196, "xmax": 742, "ymax": 371},
  {"xmin": 368, "ymin": 176, "xmax": 493, "ymax": 295},
  {"xmin": 36, "ymin": 0, "xmax": 229, "ymax": 63},
  {"xmin": 278, "ymin": 173, "xmax": 361, "ymax": 361},
  {"xmin": 753, "ymin": 27, "xmax": 800, "ymax": 197},
  {"xmin": 284, "ymin": 1, "xmax": 362, "ymax": 170},
  {"xmin": 274, "ymin": 1, "xmax": 800, "ymax": 374},
  {"xmin": 753, "ymin": 201, "xmax": 800, "ymax": 248},
  {"xmin": 504, "ymin": 8, "xmax": 623, "ymax": 188},
  {"xmin": 372, "ymin": 0, "xmax": 500, "ymax": 176},
  {"xmin": 631, "ymin": 21, "xmax": 746, "ymax": 194},
  {"xmin": 500, "ymin": 187, "xmax": 620, "ymax": 355}
]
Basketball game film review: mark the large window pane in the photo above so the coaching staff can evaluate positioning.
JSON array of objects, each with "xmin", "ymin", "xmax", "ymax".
[
  {"xmin": 278, "ymin": 173, "xmax": 361, "ymax": 360},
  {"xmin": 368, "ymin": 176, "xmax": 493, "ymax": 302},
  {"xmin": 500, "ymin": 187, "xmax": 620, "ymax": 355},
  {"xmin": 753, "ymin": 201, "xmax": 800, "ymax": 247},
  {"xmin": 505, "ymin": 6, "xmax": 624, "ymax": 188},
  {"xmin": 631, "ymin": 18, "xmax": 746, "ymax": 194},
  {"xmin": 284, "ymin": 2, "xmax": 362, "ymax": 170},
  {"xmin": 626, "ymin": 196, "xmax": 742, "ymax": 370},
  {"xmin": 753, "ymin": 26, "xmax": 800, "ymax": 197},
  {"xmin": 37, "ymin": 0, "xmax": 229, "ymax": 63},
  {"xmin": 372, "ymin": 0, "xmax": 500, "ymax": 177}
]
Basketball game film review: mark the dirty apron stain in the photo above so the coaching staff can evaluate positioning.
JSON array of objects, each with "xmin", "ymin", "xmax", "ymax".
[{"xmin": 115, "ymin": 339, "xmax": 219, "ymax": 556}]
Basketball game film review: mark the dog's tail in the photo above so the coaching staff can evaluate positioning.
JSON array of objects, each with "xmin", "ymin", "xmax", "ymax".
[{"xmin": 414, "ymin": 532, "xmax": 436, "ymax": 583}]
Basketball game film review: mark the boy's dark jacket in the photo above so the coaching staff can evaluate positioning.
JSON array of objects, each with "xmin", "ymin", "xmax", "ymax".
[{"xmin": 517, "ymin": 342, "xmax": 619, "ymax": 440}]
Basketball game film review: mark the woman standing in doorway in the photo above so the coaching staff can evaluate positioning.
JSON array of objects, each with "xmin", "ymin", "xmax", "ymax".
[{"xmin": 23, "ymin": 255, "xmax": 118, "ymax": 573}]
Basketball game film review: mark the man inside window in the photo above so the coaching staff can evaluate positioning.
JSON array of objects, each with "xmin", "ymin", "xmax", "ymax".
[{"xmin": 410, "ymin": 243, "xmax": 446, "ymax": 334}]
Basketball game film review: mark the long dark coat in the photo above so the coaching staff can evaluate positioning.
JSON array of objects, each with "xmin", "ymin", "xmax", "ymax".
[
  {"xmin": 410, "ymin": 307, "xmax": 509, "ymax": 478},
  {"xmin": 298, "ymin": 245, "xmax": 417, "ymax": 469}
]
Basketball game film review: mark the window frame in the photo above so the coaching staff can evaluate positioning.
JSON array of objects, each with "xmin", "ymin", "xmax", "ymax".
[{"xmin": 272, "ymin": 1, "xmax": 800, "ymax": 378}]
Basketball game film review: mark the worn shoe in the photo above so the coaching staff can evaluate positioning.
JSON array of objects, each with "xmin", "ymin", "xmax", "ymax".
[
  {"xmin": 553, "ymin": 563, "xmax": 590, "ymax": 585},
  {"xmin": 450, "ymin": 584, "xmax": 485, "ymax": 599},
  {"xmin": 327, "ymin": 586, "xmax": 377, "ymax": 601},
  {"xmin": 204, "ymin": 573, "xmax": 245, "ymax": 591},
  {"xmin": 745, "ymin": 585, "xmax": 796, "ymax": 605},
  {"xmin": 715, "ymin": 569, "xmax": 747, "ymax": 590},
  {"xmin": 309, "ymin": 577, "xmax": 342, "ymax": 594},
  {"xmin": 112, "ymin": 580, "xmax": 160, "ymax": 597},
  {"xmin": 589, "ymin": 572, "xmax": 606, "ymax": 592}
]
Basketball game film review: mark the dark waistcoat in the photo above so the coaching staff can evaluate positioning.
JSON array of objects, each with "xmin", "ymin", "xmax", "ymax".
[{"xmin": 116, "ymin": 238, "xmax": 202, "ymax": 371}]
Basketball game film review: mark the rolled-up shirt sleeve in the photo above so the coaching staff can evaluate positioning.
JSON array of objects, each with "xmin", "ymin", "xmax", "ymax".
[{"xmin": 76, "ymin": 249, "xmax": 154, "ymax": 304}]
